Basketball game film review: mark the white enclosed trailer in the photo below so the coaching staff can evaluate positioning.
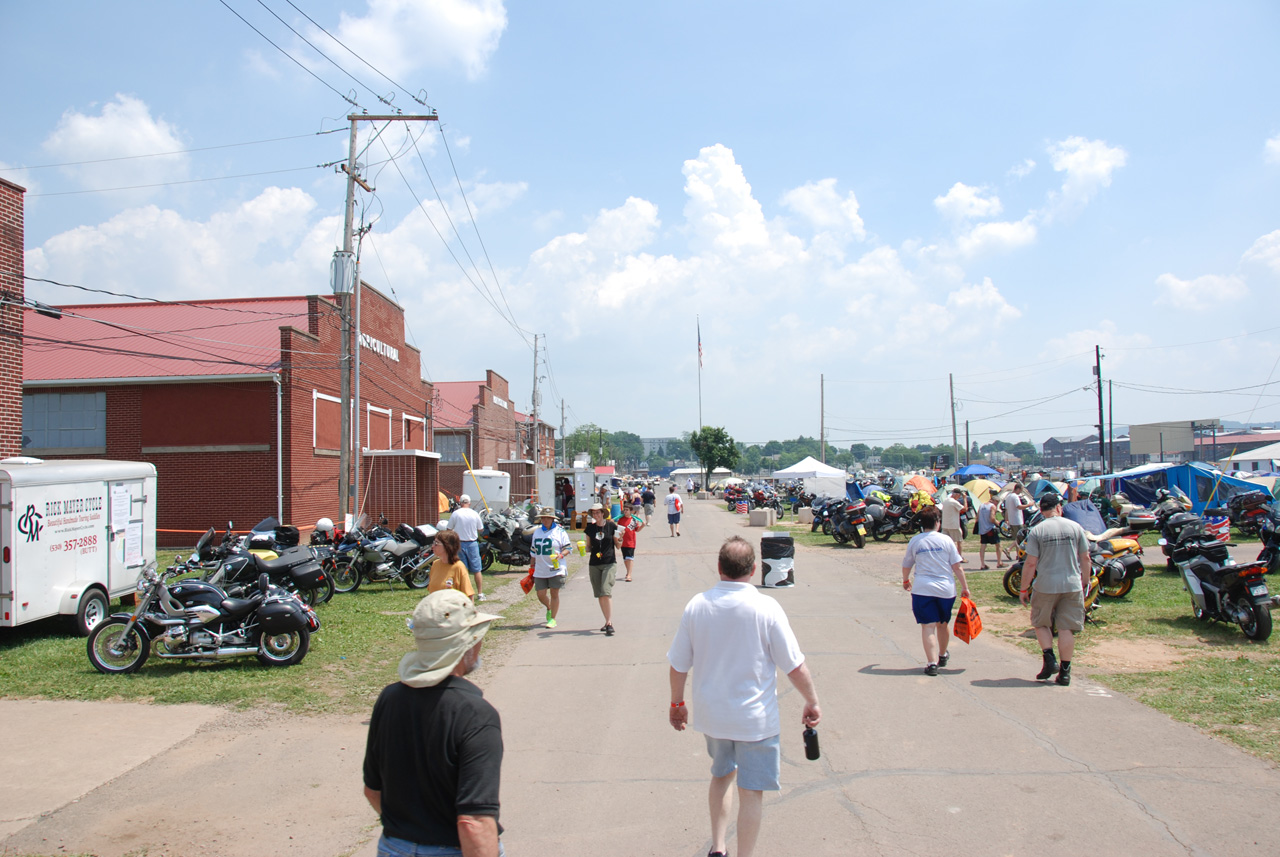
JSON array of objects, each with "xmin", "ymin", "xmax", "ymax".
[{"xmin": 0, "ymin": 458, "xmax": 157, "ymax": 635}]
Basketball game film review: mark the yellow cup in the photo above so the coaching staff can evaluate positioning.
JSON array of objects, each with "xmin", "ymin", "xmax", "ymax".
[
  {"xmin": 552, "ymin": 554, "xmax": 560, "ymax": 570},
  {"xmin": 576, "ymin": 540, "xmax": 586, "ymax": 556}
]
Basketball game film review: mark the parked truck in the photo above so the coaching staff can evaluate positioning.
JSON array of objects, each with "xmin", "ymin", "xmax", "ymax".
[{"xmin": 1, "ymin": 458, "xmax": 157, "ymax": 635}]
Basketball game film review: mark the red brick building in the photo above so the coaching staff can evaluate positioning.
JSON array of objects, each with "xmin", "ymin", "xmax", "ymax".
[
  {"xmin": 0, "ymin": 178, "xmax": 25, "ymax": 458},
  {"xmin": 22, "ymin": 282, "xmax": 438, "ymax": 545},
  {"xmin": 432, "ymin": 371, "xmax": 555, "ymax": 501}
]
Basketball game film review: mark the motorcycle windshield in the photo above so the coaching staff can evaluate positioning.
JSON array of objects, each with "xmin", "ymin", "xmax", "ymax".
[{"xmin": 251, "ymin": 516, "xmax": 281, "ymax": 533}]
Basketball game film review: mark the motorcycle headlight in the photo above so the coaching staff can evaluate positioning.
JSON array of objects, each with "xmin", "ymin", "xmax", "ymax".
[{"xmin": 136, "ymin": 578, "xmax": 148, "ymax": 592}]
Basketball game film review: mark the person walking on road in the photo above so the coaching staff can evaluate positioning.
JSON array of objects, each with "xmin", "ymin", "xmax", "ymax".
[
  {"xmin": 447, "ymin": 494, "xmax": 488, "ymax": 602},
  {"xmin": 1018, "ymin": 493, "xmax": 1091, "ymax": 686},
  {"xmin": 583, "ymin": 504, "xmax": 620, "ymax": 636},
  {"xmin": 901, "ymin": 506, "xmax": 970, "ymax": 676},
  {"xmin": 940, "ymin": 487, "xmax": 967, "ymax": 562},
  {"xmin": 665, "ymin": 485, "xmax": 684, "ymax": 537},
  {"xmin": 426, "ymin": 530, "xmax": 475, "ymax": 598},
  {"xmin": 667, "ymin": 536, "xmax": 822, "ymax": 857},
  {"xmin": 616, "ymin": 503, "xmax": 645, "ymax": 582},
  {"xmin": 641, "ymin": 484, "xmax": 656, "ymax": 523},
  {"xmin": 363, "ymin": 589, "xmax": 505, "ymax": 857},
  {"xmin": 530, "ymin": 507, "xmax": 571, "ymax": 629},
  {"xmin": 976, "ymin": 492, "xmax": 1004, "ymax": 570}
]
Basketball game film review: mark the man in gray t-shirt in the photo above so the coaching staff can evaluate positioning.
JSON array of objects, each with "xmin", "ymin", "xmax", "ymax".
[{"xmin": 1018, "ymin": 493, "xmax": 1090, "ymax": 686}]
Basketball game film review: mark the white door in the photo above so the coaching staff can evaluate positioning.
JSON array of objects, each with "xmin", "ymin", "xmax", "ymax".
[{"xmin": 107, "ymin": 479, "xmax": 149, "ymax": 594}]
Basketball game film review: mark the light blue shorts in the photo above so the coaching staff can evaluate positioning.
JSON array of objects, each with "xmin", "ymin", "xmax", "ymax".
[
  {"xmin": 705, "ymin": 733, "xmax": 781, "ymax": 791},
  {"xmin": 377, "ymin": 834, "xmax": 506, "ymax": 856},
  {"xmin": 458, "ymin": 540, "xmax": 482, "ymax": 575}
]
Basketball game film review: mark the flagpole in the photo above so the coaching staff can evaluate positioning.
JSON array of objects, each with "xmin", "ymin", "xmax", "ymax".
[{"xmin": 697, "ymin": 315, "xmax": 703, "ymax": 430}]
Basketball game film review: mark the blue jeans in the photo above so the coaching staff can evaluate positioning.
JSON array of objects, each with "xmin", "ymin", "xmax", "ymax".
[
  {"xmin": 377, "ymin": 834, "xmax": 505, "ymax": 856},
  {"xmin": 459, "ymin": 540, "xmax": 482, "ymax": 575}
]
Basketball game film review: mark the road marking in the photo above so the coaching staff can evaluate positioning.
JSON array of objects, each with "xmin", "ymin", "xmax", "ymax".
[{"xmin": 1086, "ymin": 686, "xmax": 1112, "ymax": 698}]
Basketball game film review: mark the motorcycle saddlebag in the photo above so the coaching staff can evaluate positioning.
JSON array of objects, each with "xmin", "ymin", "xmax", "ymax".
[
  {"xmin": 257, "ymin": 599, "xmax": 308, "ymax": 634},
  {"xmin": 289, "ymin": 559, "xmax": 326, "ymax": 588},
  {"xmin": 1230, "ymin": 491, "xmax": 1268, "ymax": 513},
  {"xmin": 273, "ymin": 525, "xmax": 301, "ymax": 548},
  {"xmin": 1120, "ymin": 553, "xmax": 1145, "ymax": 579}
]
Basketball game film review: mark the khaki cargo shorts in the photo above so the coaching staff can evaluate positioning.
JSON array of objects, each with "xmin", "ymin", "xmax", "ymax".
[{"xmin": 1030, "ymin": 588, "xmax": 1085, "ymax": 632}]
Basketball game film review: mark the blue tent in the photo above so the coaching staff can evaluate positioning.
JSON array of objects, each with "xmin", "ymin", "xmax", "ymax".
[
  {"xmin": 1103, "ymin": 461, "xmax": 1260, "ymax": 513},
  {"xmin": 1025, "ymin": 478, "xmax": 1060, "ymax": 499},
  {"xmin": 954, "ymin": 464, "xmax": 999, "ymax": 479}
]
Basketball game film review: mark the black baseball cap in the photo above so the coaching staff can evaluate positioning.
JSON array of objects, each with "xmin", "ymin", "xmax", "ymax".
[{"xmin": 1039, "ymin": 493, "xmax": 1063, "ymax": 511}]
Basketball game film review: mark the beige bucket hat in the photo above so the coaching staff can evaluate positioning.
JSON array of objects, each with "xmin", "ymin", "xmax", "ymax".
[{"xmin": 399, "ymin": 590, "xmax": 501, "ymax": 688}]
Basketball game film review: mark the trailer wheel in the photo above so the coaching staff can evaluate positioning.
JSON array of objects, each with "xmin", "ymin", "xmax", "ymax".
[{"xmin": 71, "ymin": 588, "xmax": 109, "ymax": 636}]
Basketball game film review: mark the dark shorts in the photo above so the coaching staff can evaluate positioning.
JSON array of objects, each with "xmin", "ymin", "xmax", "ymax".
[
  {"xmin": 911, "ymin": 594, "xmax": 956, "ymax": 625},
  {"xmin": 668, "ymin": 512, "xmax": 681, "ymax": 524},
  {"xmin": 621, "ymin": 546, "xmax": 635, "ymax": 560},
  {"xmin": 979, "ymin": 530, "xmax": 1000, "ymax": 545}
]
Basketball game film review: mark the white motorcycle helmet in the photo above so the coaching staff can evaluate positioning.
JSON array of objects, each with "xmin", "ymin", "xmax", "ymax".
[{"xmin": 315, "ymin": 517, "xmax": 335, "ymax": 534}]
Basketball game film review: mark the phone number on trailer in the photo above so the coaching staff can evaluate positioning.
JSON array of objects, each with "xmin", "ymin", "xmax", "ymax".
[{"xmin": 49, "ymin": 535, "xmax": 99, "ymax": 554}]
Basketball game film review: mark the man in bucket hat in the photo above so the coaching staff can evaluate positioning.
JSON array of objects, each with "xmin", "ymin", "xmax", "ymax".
[
  {"xmin": 363, "ymin": 590, "xmax": 505, "ymax": 856},
  {"xmin": 531, "ymin": 506, "xmax": 571, "ymax": 628}
]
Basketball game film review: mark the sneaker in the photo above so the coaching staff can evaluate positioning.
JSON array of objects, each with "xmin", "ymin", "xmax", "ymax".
[
  {"xmin": 476, "ymin": 593, "xmax": 487, "ymax": 602},
  {"xmin": 937, "ymin": 652, "xmax": 950, "ymax": 668},
  {"xmin": 604, "ymin": 624, "xmax": 615, "ymax": 636},
  {"xmin": 1056, "ymin": 663, "xmax": 1072, "ymax": 686},
  {"xmin": 546, "ymin": 618, "xmax": 557, "ymax": 629},
  {"xmin": 924, "ymin": 663, "xmax": 939, "ymax": 676},
  {"xmin": 600, "ymin": 623, "xmax": 610, "ymax": 633},
  {"xmin": 546, "ymin": 608, "xmax": 553, "ymax": 624},
  {"xmin": 709, "ymin": 852, "xmax": 728, "ymax": 857}
]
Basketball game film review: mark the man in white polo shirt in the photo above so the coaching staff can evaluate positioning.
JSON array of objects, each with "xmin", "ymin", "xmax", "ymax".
[
  {"xmin": 446, "ymin": 495, "xmax": 487, "ymax": 602},
  {"xmin": 667, "ymin": 536, "xmax": 821, "ymax": 857}
]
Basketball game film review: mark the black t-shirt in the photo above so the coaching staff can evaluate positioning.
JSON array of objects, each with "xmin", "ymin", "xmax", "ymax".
[
  {"xmin": 363, "ymin": 677, "xmax": 503, "ymax": 847},
  {"xmin": 642, "ymin": 489, "xmax": 655, "ymax": 504},
  {"xmin": 583, "ymin": 520, "xmax": 617, "ymax": 565}
]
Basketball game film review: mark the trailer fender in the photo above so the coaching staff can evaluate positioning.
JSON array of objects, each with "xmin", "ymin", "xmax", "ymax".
[{"xmin": 57, "ymin": 581, "xmax": 106, "ymax": 617}]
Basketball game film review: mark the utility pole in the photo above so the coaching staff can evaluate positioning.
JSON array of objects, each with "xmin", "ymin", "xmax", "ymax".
[
  {"xmin": 530, "ymin": 334, "xmax": 540, "ymax": 467},
  {"xmin": 560, "ymin": 399, "xmax": 566, "ymax": 468},
  {"xmin": 335, "ymin": 111, "xmax": 437, "ymax": 522},
  {"xmin": 1094, "ymin": 345, "xmax": 1105, "ymax": 471},
  {"xmin": 965, "ymin": 420, "xmax": 970, "ymax": 465},
  {"xmin": 820, "ymin": 374, "xmax": 825, "ymax": 464},
  {"xmin": 949, "ymin": 374, "xmax": 959, "ymax": 469},
  {"xmin": 1108, "ymin": 379, "xmax": 1114, "ymax": 472}
]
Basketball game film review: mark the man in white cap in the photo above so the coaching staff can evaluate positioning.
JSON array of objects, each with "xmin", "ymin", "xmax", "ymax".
[
  {"xmin": 940, "ymin": 487, "xmax": 967, "ymax": 563},
  {"xmin": 531, "ymin": 506, "xmax": 571, "ymax": 628},
  {"xmin": 448, "ymin": 494, "xmax": 488, "ymax": 602},
  {"xmin": 363, "ymin": 590, "xmax": 505, "ymax": 856}
]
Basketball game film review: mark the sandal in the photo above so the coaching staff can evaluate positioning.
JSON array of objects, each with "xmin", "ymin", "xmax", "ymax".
[{"xmin": 979, "ymin": 566, "xmax": 990, "ymax": 570}]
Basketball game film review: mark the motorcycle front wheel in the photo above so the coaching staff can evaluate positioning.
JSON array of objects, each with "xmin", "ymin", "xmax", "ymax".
[
  {"xmin": 821, "ymin": 520, "xmax": 832, "ymax": 536},
  {"xmin": 1100, "ymin": 577, "xmax": 1133, "ymax": 598},
  {"xmin": 405, "ymin": 561, "xmax": 431, "ymax": 589},
  {"xmin": 480, "ymin": 547, "xmax": 495, "ymax": 572},
  {"xmin": 1002, "ymin": 566, "xmax": 1022, "ymax": 598},
  {"xmin": 330, "ymin": 557, "xmax": 362, "ymax": 593},
  {"xmin": 87, "ymin": 619, "xmax": 150, "ymax": 674},
  {"xmin": 311, "ymin": 573, "xmax": 336, "ymax": 605},
  {"xmin": 257, "ymin": 628, "xmax": 310, "ymax": 666},
  {"xmin": 871, "ymin": 526, "xmax": 893, "ymax": 543},
  {"xmin": 1238, "ymin": 599, "xmax": 1273, "ymax": 641}
]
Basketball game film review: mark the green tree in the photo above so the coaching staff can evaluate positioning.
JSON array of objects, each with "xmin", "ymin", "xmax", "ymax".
[
  {"xmin": 1010, "ymin": 441, "xmax": 1040, "ymax": 464},
  {"xmin": 882, "ymin": 443, "xmax": 923, "ymax": 469},
  {"xmin": 763, "ymin": 440, "xmax": 783, "ymax": 456},
  {"xmin": 689, "ymin": 426, "xmax": 741, "ymax": 487},
  {"xmin": 740, "ymin": 445, "xmax": 764, "ymax": 475},
  {"xmin": 849, "ymin": 443, "xmax": 871, "ymax": 460},
  {"xmin": 608, "ymin": 430, "xmax": 645, "ymax": 468},
  {"xmin": 981, "ymin": 440, "xmax": 1013, "ymax": 454}
]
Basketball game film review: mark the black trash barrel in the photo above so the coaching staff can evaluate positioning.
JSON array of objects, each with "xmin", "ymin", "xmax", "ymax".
[{"xmin": 760, "ymin": 532, "xmax": 795, "ymax": 588}]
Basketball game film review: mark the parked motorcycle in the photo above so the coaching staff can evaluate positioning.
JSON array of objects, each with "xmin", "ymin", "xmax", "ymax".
[
  {"xmin": 87, "ymin": 562, "xmax": 319, "ymax": 673},
  {"xmin": 1228, "ymin": 490, "xmax": 1272, "ymax": 537},
  {"xmin": 830, "ymin": 499, "xmax": 868, "ymax": 548},
  {"xmin": 478, "ymin": 507, "xmax": 535, "ymax": 570},
  {"xmin": 1162, "ymin": 519, "xmax": 1276, "ymax": 641},
  {"xmin": 1256, "ymin": 509, "xmax": 1280, "ymax": 576},
  {"xmin": 869, "ymin": 501, "xmax": 927, "ymax": 542},
  {"xmin": 329, "ymin": 515, "xmax": 436, "ymax": 592},
  {"xmin": 809, "ymin": 495, "xmax": 838, "ymax": 534},
  {"xmin": 195, "ymin": 524, "xmax": 334, "ymax": 607}
]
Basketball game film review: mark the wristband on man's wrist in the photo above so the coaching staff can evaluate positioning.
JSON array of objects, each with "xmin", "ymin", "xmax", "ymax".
[{"xmin": 671, "ymin": 701, "xmax": 685, "ymax": 708}]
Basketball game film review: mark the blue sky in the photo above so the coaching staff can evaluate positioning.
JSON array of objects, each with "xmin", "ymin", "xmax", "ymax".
[{"xmin": 3, "ymin": 1, "xmax": 1279, "ymax": 453}]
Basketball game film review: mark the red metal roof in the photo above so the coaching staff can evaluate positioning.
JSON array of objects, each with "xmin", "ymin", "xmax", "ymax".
[
  {"xmin": 431, "ymin": 381, "xmax": 481, "ymax": 429},
  {"xmin": 24, "ymin": 296, "xmax": 314, "ymax": 382}
]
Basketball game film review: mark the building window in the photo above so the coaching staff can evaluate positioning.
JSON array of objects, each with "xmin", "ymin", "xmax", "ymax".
[
  {"xmin": 366, "ymin": 404, "xmax": 392, "ymax": 450},
  {"xmin": 23, "ymin": 391, "xmax": 106, "ymax": 451},
  {"xmin": 436, "ymin": 432, "xmax": 469, "ymax": 463}
]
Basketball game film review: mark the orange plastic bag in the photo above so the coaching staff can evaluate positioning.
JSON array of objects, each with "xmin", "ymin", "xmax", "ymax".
[
  {"xmin": 520, "ymin": 565, "xmax": 536, "ymax": 594},
  {"xmin": 953, "ymin": 596, "xmax": 983, "ymax": 643}
]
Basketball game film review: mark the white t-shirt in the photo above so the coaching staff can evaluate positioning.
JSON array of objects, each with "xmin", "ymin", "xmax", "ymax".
[
  {"xmin": 940, "ymin": 496, "xmax": 964, "ymax": 530},
  {"xmin": 530, "ymin": 524, "xmax": 571, "ymax": 578},
  {"xmin": 667, "ymin": 581, "xmax": 805, "ymax": 742},
  {"xmin": 902, "ymin": 530, "xmax": 962, "ymax": 598},
  {"xmin": 446, "ymin": 506, "xmax": 484, "ymax": 541},
  {"xmin": 1002, "ymin": 492, "xmax": 1025, "ymax": 526},
  {"xmin": 665, "ymin": 492, "xmax": 682, "ymax": 514}
]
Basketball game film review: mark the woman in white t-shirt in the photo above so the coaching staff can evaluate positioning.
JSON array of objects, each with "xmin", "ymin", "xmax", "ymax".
[{"xmin": 902, "ymin": 506, "xmax": 970, "ymax": 676}]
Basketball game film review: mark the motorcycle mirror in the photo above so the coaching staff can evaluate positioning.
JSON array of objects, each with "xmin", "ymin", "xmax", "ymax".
[
  {"xmin": 259, "ymin": 573, "xmax": 270, "ymax": 595},
  {"xmin": 1157, "ymin": 538, "xmax": 1167, "ymax": 546}
]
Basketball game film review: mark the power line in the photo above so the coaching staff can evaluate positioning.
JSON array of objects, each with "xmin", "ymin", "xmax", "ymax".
[
  {"xmin": 0, "ymin": 129, "xmax": 343, "ymax": 172},
  {"xmin": 216, "ymin": 0, "xmax": 358, "ymax": 107},
  {"xmin": 25, "ymin": 164, "xmax": 331, "ymax": 197},
  {"xmin": 252, "ymin": 0, "xmax": 390, "ymax": 107}
]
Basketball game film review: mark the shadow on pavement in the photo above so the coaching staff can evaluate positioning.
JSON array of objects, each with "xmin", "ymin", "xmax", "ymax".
[{"xmin": 970, "ymin": 677, "xmax": 1050, "ymax": 688}]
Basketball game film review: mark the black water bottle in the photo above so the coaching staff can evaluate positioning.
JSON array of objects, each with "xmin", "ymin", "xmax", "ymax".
[{"xmin": 803, "ymin": 727, "xmax": 820, "ymax": 761}]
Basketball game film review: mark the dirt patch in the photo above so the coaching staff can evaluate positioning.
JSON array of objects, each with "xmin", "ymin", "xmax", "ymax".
[{"xmin": 1077, "ymin": 637, "xmax": 1187, "ymax": 673}]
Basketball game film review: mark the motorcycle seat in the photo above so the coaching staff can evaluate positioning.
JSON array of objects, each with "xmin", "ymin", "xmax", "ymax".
[
  {"xmin": 384, "ymin": 540, "xmax": 418, "ymax": 558},
  {"xmin": 253, "ymin": 548, "xmax": 312, "ymax": 572},
  {"xmin": 1231, "ymin": 560, "xmax": 1268, "ymax": 574},
  {"xmin": 220, "ymin": 596, "xmax": 261, "ymax": 617}
]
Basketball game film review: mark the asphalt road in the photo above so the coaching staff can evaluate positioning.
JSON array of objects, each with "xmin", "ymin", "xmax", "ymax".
[{"xmin": 2, "ymin": 494, "xmax": 1278, "ymax": 856}]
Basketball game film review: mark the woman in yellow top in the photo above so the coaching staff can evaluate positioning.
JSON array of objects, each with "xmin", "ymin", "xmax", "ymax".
[{"xmin": 426, "ymin": 530, "xmax": 475, "ymax": 598}]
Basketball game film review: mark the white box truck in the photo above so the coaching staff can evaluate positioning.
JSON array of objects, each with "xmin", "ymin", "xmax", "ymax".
[{"xmin": 1, "ymin": 457, "xmax": 157, "ymax": 635}]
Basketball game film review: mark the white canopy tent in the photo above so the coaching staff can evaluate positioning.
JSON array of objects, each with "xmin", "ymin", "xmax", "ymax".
[{"xmin": 771, "ymin": 456, "xmax": 846, "ymax": 479}]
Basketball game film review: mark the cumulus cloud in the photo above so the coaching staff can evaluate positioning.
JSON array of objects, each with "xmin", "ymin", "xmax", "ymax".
[
  {"xmin": 41, "ymin": 94, "xmax": 187, "ymax": 193},
  {"xmin": 933, "ymin": 182, "xmax": 1002, "ymax": 222},
  {"xmin": 1044, "ymin": 136, "xmax": 1127, "ymax": 218},
  {"xmin": 335, "ymin": 0, "xmax": 507, "ymax": 80},
  {"xmin": 781, "ymin": 177, "xmax": 866, "ymax": 240},
  {"xmin": 1155, "ymin": 272, "xmax": 1248, "ymax": 311},
  {"xmin": 954, "ymin": 218, "xmax": 1037, "ymax": 256},
  {"xmin": 1242, "ymin": 229, "xmax": 1280, "ymax": 276},
  {"xmin": 1266, "ymin": 134, "xmax": 1280, "ymax": 164},
  {"xmin": 1008, "ymin": 159, "xmax": 1036, "ymax": 179}
]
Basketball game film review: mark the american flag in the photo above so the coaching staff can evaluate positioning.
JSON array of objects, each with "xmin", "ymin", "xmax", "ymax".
[{"xmin": 697, "ymin": 319, "xmax": 703, "ymax": 368}]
